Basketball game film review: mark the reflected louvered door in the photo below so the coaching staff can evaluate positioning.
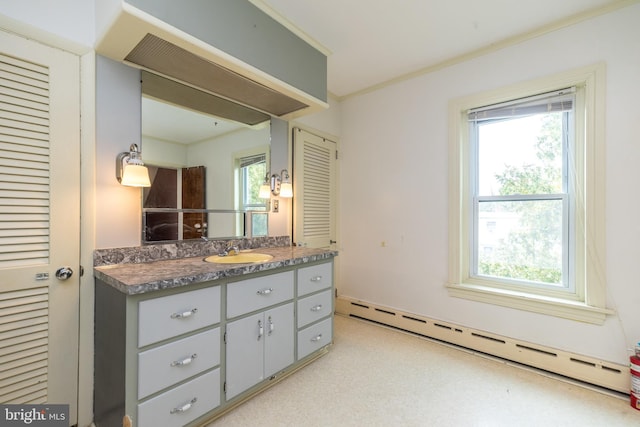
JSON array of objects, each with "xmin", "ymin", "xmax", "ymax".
[
  {"xmin": 293, "ymin": 128, "xmax": 336, "ymax": 248},
  {"xmin": 0, "ymin": 30, "xmax": 79, "ymax": 423}
]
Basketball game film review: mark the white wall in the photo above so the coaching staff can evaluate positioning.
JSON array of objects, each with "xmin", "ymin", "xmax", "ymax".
[
  {"xmin": 337, "ymin": 4, "xmax": 640, "ymax": 365},
  {"xmin": 0, "ymin": 0, "xmax": 94, "ymax": 52}
]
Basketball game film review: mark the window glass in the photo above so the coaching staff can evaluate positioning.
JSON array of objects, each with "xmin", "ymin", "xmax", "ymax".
[
  {"xmin": 470, "ymin": 91, "xmax": 572, "ymax": 290},
  {"xmin": 237, "ymin": 152, "xmax": 268, "ymax": 236}
]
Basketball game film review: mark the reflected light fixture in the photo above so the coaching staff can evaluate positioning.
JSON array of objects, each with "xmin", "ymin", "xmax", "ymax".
[
  {"xmin": 266, "ymin": 169, "xmax": 293, "ymax": 198},
  {"xmin": 258, "ymin": 172, "xmax": 271, "ymax": 199},
  {"xmin": 116, "ymin": 143, "xmax": 151, "ymax": 187}
]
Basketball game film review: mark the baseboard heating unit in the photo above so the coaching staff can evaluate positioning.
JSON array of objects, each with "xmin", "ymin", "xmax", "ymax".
[{"xmin": 335, "ymin": 296, "xmax": 629, "ymax": 395}]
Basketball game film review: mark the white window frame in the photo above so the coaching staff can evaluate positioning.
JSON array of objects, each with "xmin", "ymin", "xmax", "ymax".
[
  {"xmin": 233, "ymin": 146, "xmax": 270, "ymax": 211},
  {"xmin": 447, "ymin": 63, "xmax": 611, "ymax": 324}
]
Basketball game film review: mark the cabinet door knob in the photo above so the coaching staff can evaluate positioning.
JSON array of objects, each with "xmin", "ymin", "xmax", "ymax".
[
  {"xmin": 170, "ymin": 397, "xmax": 197, "ymax": 414},
  {"xmin": 170, "ymin": 308, "xmax": 198, "ymax": 319}
]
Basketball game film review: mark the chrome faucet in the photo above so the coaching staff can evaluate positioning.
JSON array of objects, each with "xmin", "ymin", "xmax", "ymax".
[{"xmin": 219, "ymin": 245, "xmax": 240, "ymax": 256}]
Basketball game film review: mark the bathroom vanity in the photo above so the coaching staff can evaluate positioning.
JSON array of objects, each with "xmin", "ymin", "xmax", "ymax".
[{"xmin": 93, "ymin": 243, "xmax": 336, "ymax": 427}]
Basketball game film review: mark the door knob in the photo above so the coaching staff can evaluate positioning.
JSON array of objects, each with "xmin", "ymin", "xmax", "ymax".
[{"xmin": 55, "ymin": 267, "xmax": 73, "ymax": 280}]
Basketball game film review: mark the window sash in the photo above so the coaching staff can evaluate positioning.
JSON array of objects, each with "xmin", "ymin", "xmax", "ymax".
[
  {"xmin": 471, "ymin": 194, "xmax": 571, "ymax": 292},
  {"xmin": 240, "ymin": 162, "xmax": 267, "ymax": 208},
  {"xmin": 469, "ymin": 92, "xmax": 574, "ymax": 293}
]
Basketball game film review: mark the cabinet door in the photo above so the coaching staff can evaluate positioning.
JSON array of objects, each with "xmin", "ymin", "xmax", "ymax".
[
  {"xmin": 225, "ymin": 313, "xmax": 264, "ymax": 400},
  {"xmin": 264, "ymin": 303, "xmax": 294, "ymax": 378}
]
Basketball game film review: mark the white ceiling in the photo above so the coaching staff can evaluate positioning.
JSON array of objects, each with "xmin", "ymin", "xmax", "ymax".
[
  {"xmin": 259, "ymin": 0, "xmax": 624, "ymax": 98},
  {"xmin": 144, "ymin": 0, "xmax": 625, "ymax": 144}
]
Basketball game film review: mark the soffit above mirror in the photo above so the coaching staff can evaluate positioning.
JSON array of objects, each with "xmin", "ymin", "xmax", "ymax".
[
  {"xmin": 141, "ymin": 70, "xmax": 270, "ymax": 127},
  {"xmin": 95, "ymin": 0, "xmax": 328, "ymax": 120},
  {"xmin": 132, "ymin": 36, "xmax": 307, "ymax": 121}
]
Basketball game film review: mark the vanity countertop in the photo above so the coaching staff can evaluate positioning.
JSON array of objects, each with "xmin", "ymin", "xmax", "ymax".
[{"xmin": 94, "ymin": 246, "xmax": 337, "ymax": 295}]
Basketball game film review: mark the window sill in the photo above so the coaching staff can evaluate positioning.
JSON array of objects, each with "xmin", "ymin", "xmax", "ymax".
[{"xmin": 446, "ymin": 282, "xmax": 613, "ymax": 325}]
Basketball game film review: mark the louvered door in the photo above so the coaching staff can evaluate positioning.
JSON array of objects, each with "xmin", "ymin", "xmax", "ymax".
[
  {"xmin": 0, "ymin": 30, "xmax": 80, "ymax": 423},
  {"xmin": 292, "ymin": 128, "xmax": 336, "ymax": 248}
]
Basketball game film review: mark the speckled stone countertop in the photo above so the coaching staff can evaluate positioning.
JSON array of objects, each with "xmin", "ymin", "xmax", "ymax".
[{"xmin": 94, "ymin": 245, "xmax": 337, "ymax": 295}]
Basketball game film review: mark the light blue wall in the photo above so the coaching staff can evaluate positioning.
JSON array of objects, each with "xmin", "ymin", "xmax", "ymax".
[{"xmin": 126, "ymin": 0, "xmax": 327, "ymax": 102}]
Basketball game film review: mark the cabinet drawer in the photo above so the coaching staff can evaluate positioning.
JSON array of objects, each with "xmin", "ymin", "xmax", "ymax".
[
  {"xmin": 138, "ymin": 286, "xmax": 220, "ymax": 347},
  {"xmin": 227, "ymin": 271, "xmax": 294, "ymax": 318},
  {"xmin": 297, "ymin": 317, "xmax": 332, "ymax": 360},
  {"xmin": 137, "ymin": 368, "xmax": 220, "ymax": 427},
  {"xmin": 138, "ymin": 328, "xmax": 220, "ymax": 399},
  {"xmin": 297, "ymin": 262, "xmax": 332, "ymax": 297},
  {"xmin": 297, "ymin": 289, "xmax": 333, "ymax": 328}
]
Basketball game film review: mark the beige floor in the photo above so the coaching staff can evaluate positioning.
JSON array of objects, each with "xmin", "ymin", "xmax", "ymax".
[{"xmin": 207, "ymin": 315, "xmax": 639, "ymax": 427}]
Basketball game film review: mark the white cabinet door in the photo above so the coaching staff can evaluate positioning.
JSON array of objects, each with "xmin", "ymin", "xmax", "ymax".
[
  {"xmin": 225, "ymin": 312, "xmax": 264, "ymax": 400},
  {"xmin": 264, "ymin": 303, "xmax": 294, "ymax": 378},
  {"xmin": 225, "ymin": 303, "xmax": 294, "ymax": 400}
]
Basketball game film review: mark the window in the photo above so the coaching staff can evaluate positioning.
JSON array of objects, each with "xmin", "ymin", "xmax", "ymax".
[
  {"xmin": 235, "ymin": 150, "xmax": 269, "ymax": 237},
  {"xmin": 471, "ymin": 89, "xmax": 573, "ymax": 292},
  {"xmin": 447, "ymin": 64, "xmax": 610, "ymax": 324}
]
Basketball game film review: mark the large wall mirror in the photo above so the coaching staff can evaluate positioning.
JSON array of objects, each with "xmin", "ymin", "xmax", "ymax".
[{"xmin": 140, "ymin": 71, "xmax": 273, "ymax": 243}]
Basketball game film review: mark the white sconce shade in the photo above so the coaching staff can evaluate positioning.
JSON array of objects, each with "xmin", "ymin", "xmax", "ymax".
[
  {"xmin": 259, "ymin": 171, "xmax": 271, "ymax": 199},
  {"xmin": 258, "ymin": 183, "xmax": 271, "ymax": 199},
  {"xmin": 279, "ymin": 182, "xmax": 293, "ymax": 198},
  {"xmin": 121, "ymin": 164, "xmax": 151, "ymax": 187},
  {"xmin": 116, "ymin": 143, "xmax": 151, "ymax": 187}
]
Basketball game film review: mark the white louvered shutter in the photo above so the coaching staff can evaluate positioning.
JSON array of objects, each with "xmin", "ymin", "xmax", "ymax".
[
  {"xmin": 0, "ymin": 51, "xmax": 51, "ymax": 403},
  {"xmin": 293, "ymin": 128, "xmax": 336, "ymax": 248},
  {"xmin": 0, "ymin": 53, "xmax": 51, "ymax": 268}
]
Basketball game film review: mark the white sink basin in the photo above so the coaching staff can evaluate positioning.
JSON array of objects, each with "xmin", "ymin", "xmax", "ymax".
[{"xmin": 204, "ymin": 253, "xmax": 273, "ymax": 264}]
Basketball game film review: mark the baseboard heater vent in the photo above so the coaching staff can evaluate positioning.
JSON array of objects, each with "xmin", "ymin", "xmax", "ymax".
[{"xmin": 335, "ymin": 296, "xmax": 629, "ymax": 394}]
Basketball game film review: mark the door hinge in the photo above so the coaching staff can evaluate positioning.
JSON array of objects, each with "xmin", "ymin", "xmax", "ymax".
[
  {"xmin": 223, "ymin": 331, "xmax": 227, "ymax": 344},
  {"xmin": 223, "ymin": 381, "xmax": 227, "ymax": 394},
  {"xmin": 335, "ymin": 150, "xmax": 339, "ymax": 160},
  {"xmin": 79, "ymin": 265, "xmax": 85, "ymax": 277}
]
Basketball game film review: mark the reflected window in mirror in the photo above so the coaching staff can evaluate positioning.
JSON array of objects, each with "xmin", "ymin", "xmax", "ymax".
[{"xmin": 235, "ymin": 148, "xmax": 269, "ymax": 237}]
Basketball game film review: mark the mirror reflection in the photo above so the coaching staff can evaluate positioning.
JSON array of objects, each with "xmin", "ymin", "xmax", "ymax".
[{"xmin": 141, "ymin": 87, "xmax": 271, "ymax": 242}]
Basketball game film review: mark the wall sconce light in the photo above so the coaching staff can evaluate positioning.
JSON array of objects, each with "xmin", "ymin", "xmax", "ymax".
[
  {"xmin": 279, "ymin": 169, "xmax": 293, "ymax": 198},
  {"xmin": 260, "ymin": 169, "xmax": 293, "ymax": 198},
  {"xmin": 258, "ymin": 172, "xmax": 271, "ymax": 199},
  {"xmin": 116, "ymin": 143, "xmax": 151, "ymax": 187}
]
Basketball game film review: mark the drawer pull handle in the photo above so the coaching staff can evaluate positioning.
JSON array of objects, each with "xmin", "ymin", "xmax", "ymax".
[
  {"xmin": 170, "ymin": 308, "xmax": 198, "ymax": 319},
  {"xmin": 310, "ymin": 304, "xmax": 323, "ymax": 312},
  {"xmin": 268, "ymin": 316, "xmax": 274, "ymax": 335},
  {"xmin": 258, "ymin": 319, "xmax": 264, "ymax": 341},
  {"xmin": 310, "ymin": 333, "xmax": 323, "ymax": 342},
  {"xmin": 310, "ymin": 276, "xmax": 322, "ymax": 282},
  {"xmin": 257, "ymin": 287, "xmax": 273, "ymax": 295},
  {"xmin": 170, "ymin": 353, "xmax": 198, "ymax": 367},
  {"xmin": 170, "ymin": 397, "xmax": 197, "ymax": 414}
]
